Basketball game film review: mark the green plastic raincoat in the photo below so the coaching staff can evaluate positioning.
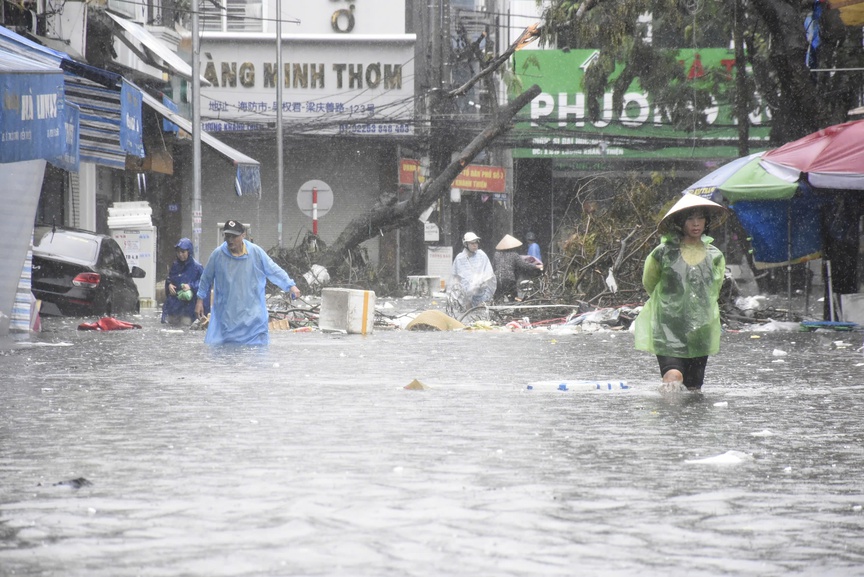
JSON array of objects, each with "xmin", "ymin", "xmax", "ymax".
[{"xmin": 634, "ymin": 234, "xmax": 725, "ymax": 358}]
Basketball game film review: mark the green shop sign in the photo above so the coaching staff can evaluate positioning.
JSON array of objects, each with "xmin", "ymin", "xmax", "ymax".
[{"xmin": 510, "ymin": 49, "xmax": 770, "ymax": 160}]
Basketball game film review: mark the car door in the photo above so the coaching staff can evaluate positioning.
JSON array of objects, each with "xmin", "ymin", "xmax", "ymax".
[{"xmin": 98, "ymin": 239, "xmax": 138, "ymax": 313}]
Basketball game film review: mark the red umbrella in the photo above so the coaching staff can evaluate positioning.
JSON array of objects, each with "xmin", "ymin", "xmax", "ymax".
[{"xmin": 760, "ymin": 119, "xmax": 864, "ymax": 190}]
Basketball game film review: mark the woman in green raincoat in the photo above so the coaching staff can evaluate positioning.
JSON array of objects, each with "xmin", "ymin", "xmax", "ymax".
[{"xmin": 634, "ymin": 194, "xmax": 727, "ymax": 391}]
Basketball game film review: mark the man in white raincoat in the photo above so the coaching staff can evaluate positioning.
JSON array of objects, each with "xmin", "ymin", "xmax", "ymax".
[
  {"xmin": 450, "ymin": 231, "xmax": 497, "ymax": 310},
  {"xmin": 195, "ymin": 219, "xmax": 301, "ymax": 345}
]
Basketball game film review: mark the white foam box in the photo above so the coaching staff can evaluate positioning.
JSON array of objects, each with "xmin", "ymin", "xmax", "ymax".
[{"xmin": 318, "ymin": 288, "xmax": 376, "ymax": 335}]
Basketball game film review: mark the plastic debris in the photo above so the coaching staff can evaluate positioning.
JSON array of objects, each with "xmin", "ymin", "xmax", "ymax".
[
  {"xmin": 405, "ymin": 310, "xmax": 465, "ymax": 331},
  {"xmin": 404, "ymin": 379, "xmax": 429, "ymax": 391}
]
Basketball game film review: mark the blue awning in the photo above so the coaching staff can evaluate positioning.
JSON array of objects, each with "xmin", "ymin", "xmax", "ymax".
[
  {"xmin": 0, "ymin": 53, "xmax": 67, "ymax": 164},
  {"xmin": 1, "ymin": 25, "xmax": 260, "ymax": 189},
  {"xmin": 0, "ymin": 26, "xmax": 140, "ymax": 168}
]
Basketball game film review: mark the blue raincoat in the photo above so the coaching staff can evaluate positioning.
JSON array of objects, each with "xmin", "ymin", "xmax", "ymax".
[
  {"xmin": 161, "ymin": 238, "xmax": 206, "ymax": 324},
  {"xmin": 197, "ymin": 240, "xmax": 296, "ymax": 345}
]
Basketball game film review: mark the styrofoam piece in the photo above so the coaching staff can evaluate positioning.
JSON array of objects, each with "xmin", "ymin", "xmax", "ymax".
[
  {"xmin": 526, "ymin": 380, "xmax": 629, "ymax": 392},
  {"xmin": 108, "ymin": 206, "xmax": 152, "ymax": 216},
  {"xmin": 319, "ymin": 288, "xmax": 376, "ymax": 335}
]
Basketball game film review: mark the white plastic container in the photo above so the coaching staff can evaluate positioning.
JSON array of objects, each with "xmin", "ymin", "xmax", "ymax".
[
  {"xmin": 526, "ymin": 380, "xmax": 629, "ymax": 392},
  {"xmin": 318, "ymin": 288, "xmax": 376, "ymax": 335}
]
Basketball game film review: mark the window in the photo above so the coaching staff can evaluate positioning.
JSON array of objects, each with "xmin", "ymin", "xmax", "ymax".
[{"xmin": 201, "ymin": 0, "xmax": 263, "ymax": 32}]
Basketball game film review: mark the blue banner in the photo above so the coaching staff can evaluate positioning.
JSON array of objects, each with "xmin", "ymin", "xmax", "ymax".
[
  {"xmin": 162, "ymin": 94, "xmax": 180, "ymax": 133},
  {"xmin": 120, "ymin": 79, "xmax": 144, "ymax": 158},
  {"xmin": 0, "ymin": 71, "xmax": 66, "ymax": 163},
  {"xmin": 51, "ymin": 103, "xmax": 80, "ymax": 172}
]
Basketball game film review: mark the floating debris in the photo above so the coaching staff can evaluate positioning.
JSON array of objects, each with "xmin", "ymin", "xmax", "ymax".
[
  {"xmin": 52, "ymin": 477, "xmax": 93, "ymax": 489},
  {"xmin": 404, "ymin": 379, "xmax": 429, "ymax": 391}
]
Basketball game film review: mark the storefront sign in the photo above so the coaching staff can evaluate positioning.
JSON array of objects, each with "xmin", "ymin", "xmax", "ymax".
[
  {"xmin": 0, "ymin": 71, "xmax": 66, "ymax": 164},
  {"xmin": 399, "ymin": 158, "xmax": 425, "ymax": 185},
  {"xmin": 451, "ymin": 164, "xmax": 505, "ymax": 193},
  {"xmin": 510, "ymin": 49, "xmax": 771, "ymax": 160},
  {"xmin": 198, "ymin": 38, "xmax": 415, "ymax": 135},
  {"xmin": 399, "ymin": 159, "xmax": 506, "ymax": 192}
]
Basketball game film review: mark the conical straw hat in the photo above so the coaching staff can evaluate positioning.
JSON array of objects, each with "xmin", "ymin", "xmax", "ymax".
[
  {"xmin": 496, "ymin": 234, "xmax": 523, "ymax": 250},
  {"xmin": 658, "ymin": 193, "xmax": 728, "ymax": 234}
]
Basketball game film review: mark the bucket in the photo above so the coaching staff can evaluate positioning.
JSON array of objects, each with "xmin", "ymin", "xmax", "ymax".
[{"xmin": 319, "ymin": 288, "xmax": 376, "ymax": 334}]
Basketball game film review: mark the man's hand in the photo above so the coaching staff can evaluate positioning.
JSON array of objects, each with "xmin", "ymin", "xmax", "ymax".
[
  {"xmin": 194, "ymin": 298, "xmax": 204, "ymax": 319},
  {"xmin": 288, "ymin": 286, "xmax": 301, "ymax": 300}
]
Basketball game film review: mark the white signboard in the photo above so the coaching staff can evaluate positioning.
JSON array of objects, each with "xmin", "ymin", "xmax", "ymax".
[
  {"xmin": 270, "ymin": 2, "xmax": 405, "ymax": 35},
  {"xmin": 111, "ymin": 226, "xmax": 157, "ymax": 301},
  {"xmin": 426, "ymin": 246, "xmax": 453, "ymax": 291},
  {"xmin": 424, "ymin": 222, "xmax": 439, "ymax": 242},
  {"xmin": 198, "ymin": 37, "xmax": 415, "ymax": 136}
]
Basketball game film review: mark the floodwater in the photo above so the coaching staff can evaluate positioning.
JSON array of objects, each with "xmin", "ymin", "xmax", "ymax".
[{"xmin": 1, "ymin": 299, "xmax": 863, "ymax": 577}]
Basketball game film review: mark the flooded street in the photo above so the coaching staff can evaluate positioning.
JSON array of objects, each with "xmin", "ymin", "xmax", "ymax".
[{"xmin": 1, "ymin": 300, "xmax": 863, "ymax": 576}]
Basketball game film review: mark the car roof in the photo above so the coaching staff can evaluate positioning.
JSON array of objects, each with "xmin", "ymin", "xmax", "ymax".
[
  {"xmin": 34, "ymin": 224, "xmax": 112, "ymax": 240},
  {"xmin": 32, "ymin": 225, "xmax": 110, "ymax": 266}
]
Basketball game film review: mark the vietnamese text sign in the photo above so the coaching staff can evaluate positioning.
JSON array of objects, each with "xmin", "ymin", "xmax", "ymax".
[
  {"xmin": 451, "ymin": 164, "xmax": 506, "ymax": 193},
  {"xmin": 400, "ymin": 159, "xmax": 505, "ymax": 192},
  {"xmin": 0, "ymin": 71, "xmax": 66, "ymax": 164},
  {"xmin": 198, "ymin": 38, "xmax": 415, "ymax": 135},
  {"xmin": 510, "ymin": 48, "xmax": 771, "ymax": 160}
]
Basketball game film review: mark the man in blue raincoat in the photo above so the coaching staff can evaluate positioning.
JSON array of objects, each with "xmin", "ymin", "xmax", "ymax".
[{"xmin": 195, "ymin": 219, "xmax": 301, "ymax": 345}]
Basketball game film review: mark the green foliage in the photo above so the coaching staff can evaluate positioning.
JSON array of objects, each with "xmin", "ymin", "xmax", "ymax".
[{"xmin": 539, "ymin": 0, "xmax": 864, "ymax": 143}]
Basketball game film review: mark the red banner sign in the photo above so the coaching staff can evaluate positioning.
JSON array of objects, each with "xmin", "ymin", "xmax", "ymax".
[{"xmin": 399, "ymin": 159, "xmax": 506, "ymax": 193}]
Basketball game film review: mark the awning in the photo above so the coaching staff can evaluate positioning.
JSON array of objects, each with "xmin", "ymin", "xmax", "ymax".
[
  {"xmin": 140, "ymin": 91, "xmax": 262, "ymax": 196},
  {"xmin": 105, "ymin": 12, "xmax": 211, "ymax": 86},
  {"xmin": 0, "ymin": 26, "xmax": 138, "ymax": 169},
  {"xmin": 0, "ymin": 53, "xmax": 67, "ymax": 164},
  {"xmin": 21, "ymin": 32, "xmax": 86, "ymax": 61}
]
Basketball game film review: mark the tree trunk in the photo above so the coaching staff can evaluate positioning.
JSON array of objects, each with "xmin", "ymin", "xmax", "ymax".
[
  {"xmin": 311, "ymin": 84, "xmax": 542, "ymax": 272},
  {"xmin": 749, "ymin": 0, "xmax": 825, "ymax": 143}
]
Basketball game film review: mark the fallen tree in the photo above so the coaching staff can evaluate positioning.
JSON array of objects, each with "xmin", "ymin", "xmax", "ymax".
[{"xmin": 271, "ymin": 84, "xmax": 542, "ymax": 285}]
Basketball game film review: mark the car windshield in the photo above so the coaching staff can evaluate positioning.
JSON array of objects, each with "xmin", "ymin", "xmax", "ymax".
[{"xmin": 33, "ymin": 231, "xmax": 99, "ymax": 264}]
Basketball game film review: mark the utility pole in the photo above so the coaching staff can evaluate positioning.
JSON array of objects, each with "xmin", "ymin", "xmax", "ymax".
[
  {"xmin": 429, "ymin": 0, "xmax": 453, "ymax": 248},
  {"xmin": 191, "ymin": 0, "xmax": 202, "ymax": 258},
  {"xmin": 276, "ymin": 0, "xmax": 284, "ymax": 248},
  {"xmin": 733, "ymin": 0, "xmax": 750, "ymax": 158}
]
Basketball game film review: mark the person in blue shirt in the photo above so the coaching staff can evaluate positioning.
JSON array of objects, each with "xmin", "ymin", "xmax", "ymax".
[
  {"xmin": 162, "ymin": 238, "xmax": 205, "ymax": 326},
  {"xmin": 195, "ymin": 220, "xmax": 301, "ymax": 345},
  {"xmin": 525, "ymin": 231, "xmax": 542, "ymax": 263}
]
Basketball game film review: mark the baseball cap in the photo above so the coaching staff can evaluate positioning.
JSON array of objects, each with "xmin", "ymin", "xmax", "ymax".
[{"xmin": 223, "ymin": 220, "xmax": 246, "ymax": 236}]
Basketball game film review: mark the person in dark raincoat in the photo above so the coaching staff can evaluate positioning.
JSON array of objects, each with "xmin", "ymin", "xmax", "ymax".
[
  {"xmin": 493, "ymin": 234, "xmax": 543, "ymax": 301},
  {"xmin": 162, "ymin": 238, "xmax": 206, "ymax": 326},
  {"xmin": 634, "ymin": 194, "xmax": 727, "ymax": 392}
]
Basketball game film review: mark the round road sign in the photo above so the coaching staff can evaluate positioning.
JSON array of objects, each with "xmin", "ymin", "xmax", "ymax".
[{"xmin": 297, "ymin": 180, "xmax": 334, "ymax": 218}]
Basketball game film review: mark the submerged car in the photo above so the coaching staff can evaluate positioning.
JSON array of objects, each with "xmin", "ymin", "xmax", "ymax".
[{"xmin": 31, "ymin": 225, "xmax": 146, "ymax": 316}]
